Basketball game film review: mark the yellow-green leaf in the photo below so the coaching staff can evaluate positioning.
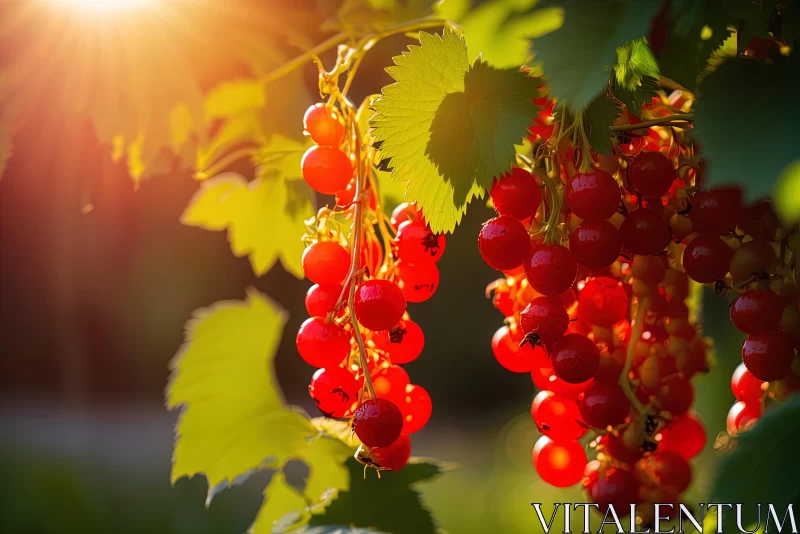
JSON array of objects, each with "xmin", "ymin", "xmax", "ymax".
[
  {"xmin": 250, "ymin": 472, "xmax": 307, "ymax": 533},
  {"xmin": 773, "ymin": 158, "xmax": 800, "ymax": 223},
  {"xmin": 204, "ymin": 79, "xmax": 267, "ymax": 122}
]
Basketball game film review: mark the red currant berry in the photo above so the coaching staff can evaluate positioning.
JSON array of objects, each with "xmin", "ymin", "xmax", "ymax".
[
  {"xmin": 569, "ymin": 220, "xmax": 623, "ymax": 269},
  {"xmin": 296, "ymin": 317, "xmax": 350, "ymax": 368},
  {"xmin": 305, "ymin": 284, "xmax": 342, "ymax": 318},
  {"xmin": 656, "ymin": 412, "xmax": 706, "ymax": 459},
  {"xmin": 730, "ymin": 239, "xmax": 777, "ymax": 280},
  {"xmin": 352, "ymin": 398, "xmax": 404, "ymax": 448},
  {"xmin": 490, "ymin": 167, "xmax": 542, "ymax": 221},
  {"xmin": 551, "ymin": 334, "xmax": 600, "ymax": 384},
  {"xmin": 630, "ymin": 255, "xmax": 666, "ymax": 285},
  {"xmin": 730, "ymin": 289, "xmax": 784, "ymax": 334},
  {"xmin": 682, "ymin": 234, "xmax": 733, "ymax": 283},
  {"xmin": 531, "ymin": 390, "xmax": 587, "ymax": 441},
  {"xmin": 645, "ymin": 451, "xmax": 692, "ymax": 493},
  {"xmin": 308, "ymin": 366, "xmax": 360, "ymax": 417},
  {"xmin": 579, "ymin": 381, "xmax": 631, "ymax": 428},
  {"xmin": 301, "ymin": 145, "xmax": 353, "ymax": 194},
  {"xmin": 533, "ymin": 436, "xmax": 587, "ymax": 488},
  {"xmin": 354, "ymin": 280, "xmax": 406, "ymax": 332},
  {"xmin": 302, "ymin": 241, "xmax": 350, "ymax": 285},
  {"xmin": 396, "ymin": 220, "xmax": 445, "ymax": 263},
  {"xmin": 520, "ymin": 296, "xmax": 569, "ymax": 345},
  {"xmin": 598, "ymin": 434, "xmax": 642, "ymax": 464},
  {"xmin": 390, "ymin": 202, "xmax": 423, "ymax": 228},
  {"xmin": 628, "ymin": 151, "xmax": 675, "ymax": 197},
  {"xmin": 478, "ymin": 216, "xmax": 531, "ymax": 271},
  {"xmin": 396, "ymin": 260, "xmax": 440, "ymax": 303},
  {"xmin": 370, "ymin": 433, "xmax": 411, "ymax": 471},
  {"xmin": 577, "ymin": 277, "xmax": 628, "ymax": 328},
  {"xmin": 566, "ymin": 169, "xmax": 620, "ymax": 221},
  {"xmin": 492, "ymin": 326, "xmax": 537, "ymax": 373},
  {"xmin": 731, "ymin": 362, "xmax": 766, "ymax": 402},
  {"xmin": 742, "ymin": 330, "xmax": 795, "ymax": 381},
  {"xmin": 303, "ymin": 103, "xmax": 345, "ymax": 146},
  {"xmin": 689, "ymin": 187, "xmax": 743, "ymax": 236},
  {"xmin": 372, "ymin": 364, "xmax": 410, "ymax": 404},
  {"xmin": 396, "ymin": 383, "xmax": 432, "ymax": 434},
  {"xmin": 656, "ymin": 375, "xmax": 694, "ymax": 416},
  {"xmin": 619, "ymin": 208, "xmax": 671, "ymax": 256},
  {"xmin": 525, "ymin": 243, "xmax": 577, "ymax": 296},
  {"xmin": 374, "ymin": 320, "xmax": 424, "ymax": 364},
  {"xmin": 586, "ymin": 466, "xmax": 640, "ymax": 515},
  {"xmin": 727, "ymin": 401, "xmax": 761, "ymax": 436}
]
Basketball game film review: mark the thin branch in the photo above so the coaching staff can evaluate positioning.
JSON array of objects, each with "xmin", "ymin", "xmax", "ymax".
[
  {"xmin": 610, "ymin": 113, "xmax": 694, "ymax": 131},
  {"xmin": 621, "ymin": 296, "xmax": 649, "ymax": 415}
]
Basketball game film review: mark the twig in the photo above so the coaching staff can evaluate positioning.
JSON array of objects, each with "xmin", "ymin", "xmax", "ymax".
[
  {"xmin": 621, "ymin": 296, "xmax": 649, "ymax": 415},
  {"xmin": 610, "ymin": 113, "xmax": 694, "ymax": 131}
]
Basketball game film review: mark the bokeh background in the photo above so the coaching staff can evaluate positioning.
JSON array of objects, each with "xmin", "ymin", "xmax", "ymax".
[{"xmin": 0, "ymin": 1, "xmax": 745, "ymax": 532}]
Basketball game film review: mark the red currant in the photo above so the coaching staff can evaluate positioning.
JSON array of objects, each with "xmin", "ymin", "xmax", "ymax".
[
  {"xmin": 619, "ymin": 208, "xmax": 671, "ymax": 256},
  {"xmin": 726, "ymin": 401, "xmax": 761, "ymax": 436},
  {"xmin": 372, "ymin": 364, "xmax": 410, "ymax": 404},
  {"xmin": 532, "ymin": 436, "xmax": 587, "ymax": 488},
  {"xmin": 566, "ymin": 169, "xmax": 620, "ymax": 221},
  {"xmin": 390, "ymin": 202, "xmax": 423, "ymax": 228},
  {"xmin": 520, "ymin": 296, "xmax": 569, "ymax": 345},
  {"xmin": 656, "ymin": 412, "xmax": 706, "ymax": 459},
  {"xmin": 490, "ymin": 167, "xmax": 542, "ymax": 221},
  {"xmin": 296, "ymin": 317, "xmax": 350, "ymax": 368},
  {"xmin": 630, "ymin": 255, "xmax": 666, "ymax": 285},
  {"xmin": 373, "ymin": 320, "xmax": 424, "ymax": 364},
  {"xmin": 370, "ymin": 433, "xmax": 411, "ymax": 471},
  {"xmin": 682, "ymin": 234, "xmax": 733, "ymax": 283},
  {"xmin": 730, "ymin": 239, "xmax": 777, "ymax": 280},
  {"xmin": 354, "ymin": 280, "xmax": 406, "ymax": 332},
  {"xmin": 569, "ymin": 220, "xmax": 623, "ymax": 269},
  {"xmin": 305, "ymin": 284, "xmax": 342, "ymax": 318},
  {"xmin": 492, "ymin": 326, "xmax": 537, "ymax": 373},
  {"xmin": 352, "ymin": 398, "xmax": 404, "ymax": 448},
  {"xmin": 742, "ymin": 329, "xmax": 795, "ymax": 381},
  {"xmin": 396, "ymin": 220, "xmax": 445, "ymax": 263},
  {"xmin": 303, "ymin": 103, "xmax": 345, "ymax": 146},
  {"xmin": 628, "ymin": 151, "xmax": 675, "ymax": 197},
  {"xmin": 598, "ymin": 434, "xmax": 642, "ymax": 464},
  {"xmin": 656, "ymin": 375, "xmax": 694, "ymax": 416},
  {"xmin": 689, "ymin": 187, "xmax": 743, "ymax": 236},
  {"xmin": 730, "ymin": 362, "xmax": 765, "ymax": 402},
  {"xmin": 551, "ymin": 334, "xmax": 600, "ymax": 384},
  {"xmin": 396, "ymin": 260, "xmax": 440, "ymax": 303},
  {"xmin": 644, "ymin": 451, "xmax": 692, "ymax": 493},
  {"xmin": 301, "ymin": 145, "xmax": 353, "ymax": 195},
  {"xmin": 531, "ymin": 390, "xmax": 587, "ymax": 440},
  {"xmin": 308, "ymin": 366, "xmax": 360, "ymax": 417},
  {"xmin": 525, "ymin": 243, "xmax": 577, "ymax": 296},
  {"xmin": 586, "ymin": 466, "xmax": 640, "ymax": 515},
  {"xmin": 478, "ymin": 216, "xmax": 531, "ymax": 271},
  {"xmin": 302, "ymin": 241, "xmax": 350, "ymax": 285},
  {"xmin": 579, "ymin": 381, "xmax": 631, "ymax": 428},
  {"xmin": 396, "ymin": 383, "xmax": 432, "ymax": 434},
  {"xmin": 730, "ymin": 289, "xmax": 784, "ymax": 334},
  {"xmin": 577, "ymin": 277, "xmax": 629, "ymax": 328}
]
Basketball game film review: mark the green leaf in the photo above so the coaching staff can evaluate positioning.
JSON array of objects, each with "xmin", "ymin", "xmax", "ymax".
[
  {"xmin": 371, "ymin": 30, "xmax": 539, "ymax": 233},
  {"xmin": 204, "ymin": 79, "xmax": 268, "ymax": 122},
  {"xmin": 710, "ymin": 395, "xmax": 800, "ymax": 528},
  {"xmin": 321, "ymin": 0, "xmax": 433, "ymax": 33},
  {"xmin": 693, "ymin": 55, "xmax": 800, "ymax": 202},
  {"xmin": 530, "ymin": 0, "xmax": 661, "ymax": 109},
  {"xmin": 614, "ymin": 38, "xmax": 659, "ymax": 90},
  {"xmin": 308, "ymin": 457, "xmax": 449, "ymax": 534},
  {"xmin": 612, "ymin": 75, "xmax": 659, "ymax": 119},
  {"xmin": 773, "ymin": 158, "xmax": 800, "ymax": 223},
  {"xmin": 182, "ymin": 136, "xmax": 314, "ymax": 278},
  {"xmin": 165, "ymin": 290, "xmax": 352, "ymax": 532},
  {"xmin": 582, "ymin": 95, "xmax": 622, "ymax": 156}
]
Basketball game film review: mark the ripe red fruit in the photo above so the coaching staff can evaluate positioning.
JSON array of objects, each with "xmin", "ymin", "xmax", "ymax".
[
  {"xmin": 628, "ymin": 151, "xmax": 675, "ymax": 197},
  {"xmin": 492, "ymin": 326, "xmax": 538, "ymax": 373},
  {"xmin": 579, "ymin": 381, "xmax": 631, "ymax": 428},
  {"xmin": 730, "ymin": 239, "xmax": 777, "ymax": 280},
  {"xmin": 303, "ymin": 103, "xmax": 345, "ymax": 146},
  {"xmin": 586, "ymin": 467, "xmax": 640, "ymax": 515},
  {"xmin": 301, "ymin": 146, "xmax": 353, "ymax": 194},
  {"xmin": 296, "ymin": 318, "xmax": 350, "ymax": 368},
  {"xmin": 305, "ymin": 284, "xmax": 342, "ymax": 318},
  {"xmin": 532, "ymin": 436, "xmax": 587, "ymax": 488},
  {"xmin": 531, "ymin": 390, "xmax": 587, "ymax": 441},
  {"xmin": 478, "ymin": 216, "xmax": 532, "ymax": 271},
  {"xmin": 373, "ymin": 320, "xmax": 424, "ymax": 364},
  {"xmin": 730, "ymin": 290, "xmax": 784, "ymax": 334},
  {"xmin": 551, "ymin": 334, "xmax": 600, "ymax": 384},
  {"xmin": 354, "ymin": 280, "xmax": 406, "ymax": 331},
  {"xmin": 656, "ymin": 375, "xmax": 694, "ymax": 416},
  {"xmin": 352, "ymin": 398, "xmax": 404, "ymax": 448},
  {"xmin": 656, "ymin": 412, "xmax": 706, "ymax": 459},
  {"xmin": 682, "ymin": 234, "xmax": 733, "ymax": 283},
  {"xmin": 370, "ymin": 433, "xmax": 411, "ymax": 471},
  {"xmin": 308, "ymin": 367, "xmax": 360, "ymax": 417},
  {"xmin": 742, "ymin": 330, "xmax": 795, "ymax": 381},
  {"xmin": 646, "ymin": 451, "xmax": 692, "ymax": 493},
  {"xmin": 525, "ymin": 243, "xmax": 578, "ymax": 296},
  {"xmin": 396, "ymin": 260, "xmax": 440, "ymax": 303},
  {"xmin": 566, "ymin": 169, "xmax": 620, "ymax": 221},
  {"xmin": 598, "ymin": 434, "xmax": 643, "ymax": 464},
  {"xmin": 630, "ymin": 255, "xmax": 666, "ymax": 285},
  {"xmin": 619, "ymin": 208, "xmax": 671, "ymax": 255},
  {"xmin": 396, "ymin": 384, "xmax": 432, "ymax": 434},
  {"xmin": 520, "ymin": 296, "xmax": 569, "ymax": 345},
  {"xmin": 490, "ymin": 167, "xmax": 542, "ymax": 221},
  {"xmin": 396, "ymin": 220, "xmax": 446, "ymax": 263},
  {"xmin": 390, "ymin": 202, "xmax": 423, "ymax": 228},
  {"xmin": 569, "ymin": 220, "xmax": 623, "ymax": 268},
  {"xmin": 302, "ymin": 241, "xmax": 350, "ymax": 285},
  {"xmin": 690, "ymin": 187, "xmax": 743, "ymax": 236},
  {"xmin": 731, "ymin": 362, "xmax": 765, "ymax": 402},
  {"xmin": 371, "ymin": 365, "xmax": 410, "ymax": 404},
  {"xmin": 530, "ymin": 344, "xmax": 593, "ymax": 397},
  {"xmin": 578, "ymin": 277, "xmax": 628, "ymax": 327},
  {"xmin": 727, "ymin": 401, "xmax": 761, "ymax": 436}
]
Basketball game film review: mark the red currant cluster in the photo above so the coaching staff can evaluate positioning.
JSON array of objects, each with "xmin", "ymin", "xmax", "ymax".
[{"xmin": 297, "ymin": 102, "xmax": 445, "ymax": 473}]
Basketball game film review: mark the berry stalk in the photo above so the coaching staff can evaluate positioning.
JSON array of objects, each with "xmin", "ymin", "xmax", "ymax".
[{"xmin": 621, "ymin": 296, "xmax": 650, "ymax": 415}]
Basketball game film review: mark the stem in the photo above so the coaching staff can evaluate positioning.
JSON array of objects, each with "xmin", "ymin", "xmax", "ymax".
[
  {"xmin": 539, "ymin": 164, "xmax": 563, "ymax": 244},
  {"xmin": 621, "ymin": 296, "xmax": 649, "ymax": 415},
  {"xmin": 610, "ymin": 113, "xmax": 694, "ymax": 131},
  {"xmin": 659, "ymin": 76, "xmax": 694, "ymax": 99},
  {"xmin": 195, "ymin": 146, "xmax": 261, "ymax": 179}
]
